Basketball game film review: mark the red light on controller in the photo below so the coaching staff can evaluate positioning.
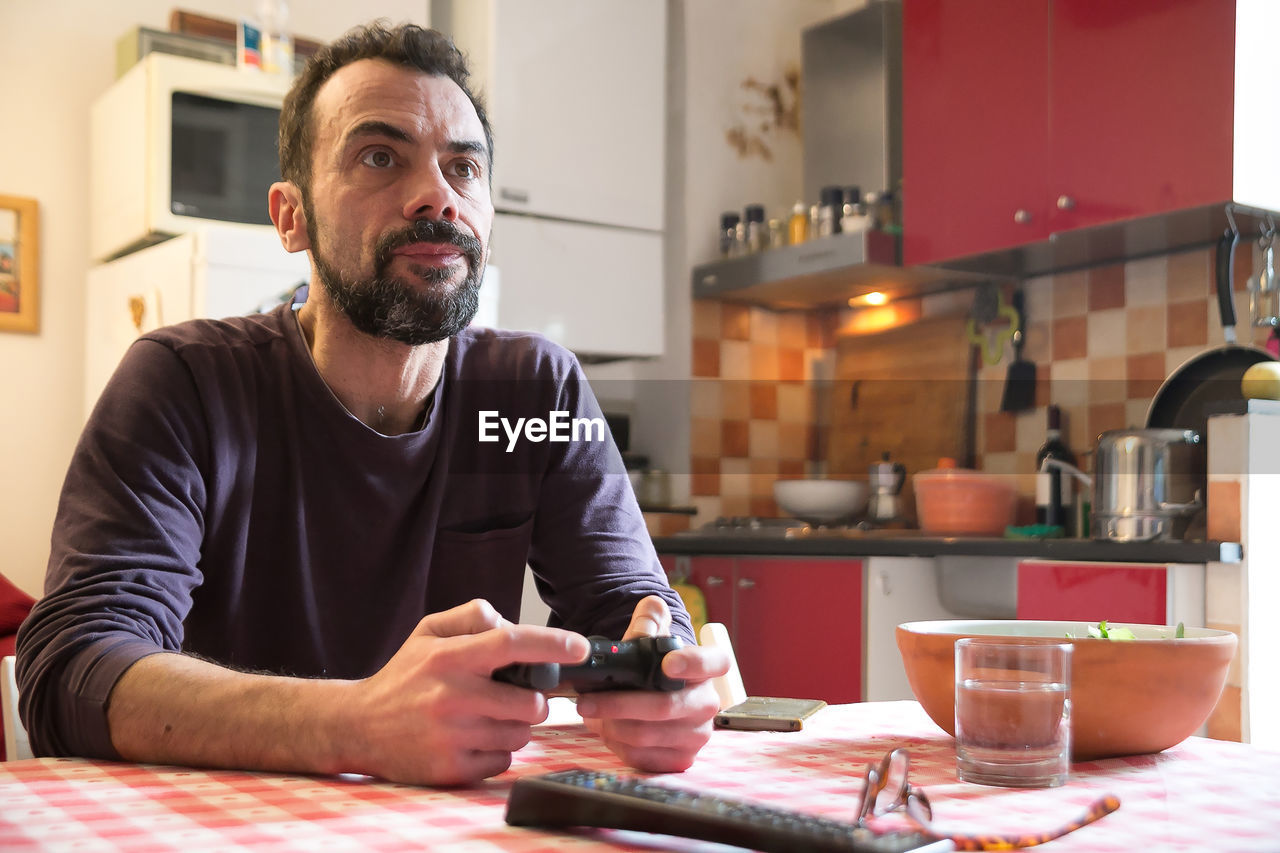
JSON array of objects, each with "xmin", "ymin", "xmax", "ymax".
[{"xmin": 611, "ymin": 644, "xmax": 619, "ymax": 653}]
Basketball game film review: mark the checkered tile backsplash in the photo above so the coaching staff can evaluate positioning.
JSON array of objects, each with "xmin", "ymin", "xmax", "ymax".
[{"xmin": 688, "ymin": 242, "xmax": 1266, "ymax": 523}]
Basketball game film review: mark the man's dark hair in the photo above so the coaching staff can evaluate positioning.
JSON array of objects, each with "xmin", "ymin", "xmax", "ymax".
[{"xmin": 278, "ymin": 20, "xmax": 493, "ymax": 199}]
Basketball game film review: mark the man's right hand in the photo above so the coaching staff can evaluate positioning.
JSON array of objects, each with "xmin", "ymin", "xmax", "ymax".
[
  {"xmin": 344, "ymin": 599, "xmax": 590, "ymax": 785},
  {"xmin": 107, "ymin": 599, "xmax": 589, "ymax": 787}
]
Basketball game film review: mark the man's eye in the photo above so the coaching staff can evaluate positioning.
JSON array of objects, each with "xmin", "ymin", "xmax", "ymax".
[
  {"xmin": 452, "ymin": 160, "xmax": 478, "ymax": 179},
  {"xmin": 360, "ymin": 149, "xmax": 395, "ymax": 168}
]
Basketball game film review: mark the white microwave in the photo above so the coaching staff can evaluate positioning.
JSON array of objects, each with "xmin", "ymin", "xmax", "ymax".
[{"xmin": 90, "ymin": 53, "xmax": 292, "ymax": 262}]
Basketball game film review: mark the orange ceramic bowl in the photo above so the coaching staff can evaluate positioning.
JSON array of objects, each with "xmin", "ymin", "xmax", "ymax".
[
  {"xmin": 896, "ymin": 620, "xmax": 1237, "ymax": 760},
  {"xmin": 912, "ymin": 468, "xmax": 1016, "ymax": 536}
]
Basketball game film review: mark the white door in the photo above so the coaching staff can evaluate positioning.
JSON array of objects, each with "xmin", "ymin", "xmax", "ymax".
[{"xmin": 863, "ymin": 557, "xmax": 964, "ymax": 702}]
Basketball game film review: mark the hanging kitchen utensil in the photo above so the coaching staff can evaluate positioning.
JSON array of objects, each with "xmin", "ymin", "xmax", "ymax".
[
  {"xmin": 1147, "ymin": 227, "xmax": 1275, "ymax": 437},
  {"xmin": 1146, "ymin": 226, "xmax": 1275, "ymax": 502},
  {"xmin": 1000, "ymin": 289, "xmax": 1037, "ymax": 412},
  {"xmin": 966, "ymin": 284, "xmax": 1018, "ymax": 366},
  {"xmin": 1248, "ymin": 223, "xmax": 1278, "ymax": 328}
]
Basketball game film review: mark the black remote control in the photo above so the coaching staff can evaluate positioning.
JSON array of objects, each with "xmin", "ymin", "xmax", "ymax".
[
  {"xmin": 492, "ymin": 636, "xmax": 686, "ymax": 693},
  {"xmin": 505, "ymin": 768, "xmax": 955, "ymax": 853}
]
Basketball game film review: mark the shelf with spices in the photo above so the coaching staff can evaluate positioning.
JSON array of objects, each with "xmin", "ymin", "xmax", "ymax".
[{"xmin": 690, "ymin": 228, "xmax": 988, "ymax": 311}]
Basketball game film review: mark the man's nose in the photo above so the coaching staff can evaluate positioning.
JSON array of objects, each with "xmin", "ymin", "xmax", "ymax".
[{"xmin": 401, "ymin": 164, "xmax": 459, "ymax": 222}]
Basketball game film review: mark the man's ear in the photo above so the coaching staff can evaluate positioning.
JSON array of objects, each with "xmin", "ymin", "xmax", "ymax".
[{"xmin": 268, "ymin": 181, "xmax": 312, "ymax": 252}]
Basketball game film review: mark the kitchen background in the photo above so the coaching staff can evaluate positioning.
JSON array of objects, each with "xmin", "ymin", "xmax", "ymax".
[
  {"xmin": 683, "ymin": 244, "xmax": 1267, "ymax": 528},
  {"xmin": 0, "ymin": 0, "xmax": 870, "ymax": 597},
  {"xmin": 1, "ymin": 0, "xmax": 1270, "ymax": 572},
  {"xmin": 0, "ymin": 0, "xmax": 1270, "ymax": 748}
]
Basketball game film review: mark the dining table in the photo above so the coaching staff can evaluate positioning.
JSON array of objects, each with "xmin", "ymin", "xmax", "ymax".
[{"xmin": 1, "ymin": 699, "xmax": 1278, "ymax": 852}]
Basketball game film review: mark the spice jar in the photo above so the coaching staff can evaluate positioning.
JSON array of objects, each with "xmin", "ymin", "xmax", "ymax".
[
  {"xmin": 718, "ymin": 211, "xmax": 741, "ymax": 258},
  {"xmin": 816, "ymin": 186, "xmax": 844, "ymax": 237},
  {"xmin": 788, "ymin": 201, "xmax": 809, "ymax": 245},
  {"xmin": 743, "ymin": 204, "xmax": 767, "ymax": 253}
]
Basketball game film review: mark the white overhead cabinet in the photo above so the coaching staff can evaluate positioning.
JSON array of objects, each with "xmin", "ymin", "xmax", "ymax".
[
  {"xmin": 491, "ymin": 213, "xmax": 662, "ymax": 358},
  {"xmin": 432, "ymin": 0, "xmax": 666, "ymax": 359},
  {"xmin": 432, "ymin": 0, "xmax": 665, "ymax": 230}
]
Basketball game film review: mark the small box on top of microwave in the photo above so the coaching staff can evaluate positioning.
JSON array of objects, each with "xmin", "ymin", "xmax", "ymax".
[
  {"xmin": 114, "ymin": 27, "xmax": 236, "ymax": 79},
  {"xmin": 90, "ymin": 53, "xmax": 291, "ymax": 262}
]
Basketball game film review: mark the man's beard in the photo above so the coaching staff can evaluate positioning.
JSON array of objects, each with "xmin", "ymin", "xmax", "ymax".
[{"xmin": 311, "ymin": 218, "xmax": 485, "ymax": 346}]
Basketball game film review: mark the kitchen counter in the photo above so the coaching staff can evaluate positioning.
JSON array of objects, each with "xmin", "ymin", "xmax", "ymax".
[{"xmin": 652, "ymin": 531, "xmax": 1242, "ymax": 563}]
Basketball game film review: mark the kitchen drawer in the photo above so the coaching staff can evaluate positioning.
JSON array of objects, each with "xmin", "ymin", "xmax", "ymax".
[{"xmin": 1017, "ymin": 560, "xmax": 1167, "ymax": 624}]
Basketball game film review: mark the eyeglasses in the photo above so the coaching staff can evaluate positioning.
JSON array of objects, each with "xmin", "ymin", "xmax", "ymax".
[
  {"xmin": 855, "ymin": 749, "xmax": 1121, "ymax": 851},
  {"xmin": 857, "ymin": 748, "xmax": 933, "ymax": 826}
]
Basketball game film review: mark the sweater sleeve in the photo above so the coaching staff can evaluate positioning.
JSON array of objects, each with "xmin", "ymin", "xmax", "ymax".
[
  {"xmin": 16, "ymin": 339, "xmax": 210, "ymax": 758},
  {"xmin": 525, "ymin": 357, "xmax": 693, "ymax": 645}
]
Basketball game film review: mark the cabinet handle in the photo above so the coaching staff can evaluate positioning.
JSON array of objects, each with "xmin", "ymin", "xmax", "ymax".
[
  {"xmin": 737, "ymin": 577, "xmax": 756, "ymax": 590},
  {"xmin": 1013, "ymin": 209, "xmax": 1032, "ymax": 225},
  {"xmin": 1056, "ymin": 195, "xmax": 1076, "ymax": 211},
  {"xmin": 674, "ymin": 556, "xmax": 691, "ymax": 579},
  {"xmin": 704, "ymin": 576, "xmax": 725, "ymax": 587}
]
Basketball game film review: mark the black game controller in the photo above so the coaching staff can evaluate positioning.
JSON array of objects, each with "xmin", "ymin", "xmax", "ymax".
[{"xmin": 492, "ymin": 635, "xmax": 686, "ymax": 693}]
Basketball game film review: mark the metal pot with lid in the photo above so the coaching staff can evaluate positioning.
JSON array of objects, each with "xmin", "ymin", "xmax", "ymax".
[{"xmin": 1092, "ymin": 429, "xmax": 1202, "ymax": 542}]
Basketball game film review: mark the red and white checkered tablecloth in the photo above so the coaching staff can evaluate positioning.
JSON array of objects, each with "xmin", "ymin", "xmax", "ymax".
[{"xmin": 2, "ymin": 700, "xmax": 1278, "ymax": 852}]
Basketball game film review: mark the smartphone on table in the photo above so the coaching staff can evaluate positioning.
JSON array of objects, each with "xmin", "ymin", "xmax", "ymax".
[{"xmin": 713, "ymin": 696, "xmax": 828, "ymax": 732}]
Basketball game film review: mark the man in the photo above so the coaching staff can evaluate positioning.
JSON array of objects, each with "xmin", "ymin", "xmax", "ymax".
[{"xmin": 17, "ymin": 21, "xmax": 726, "ymax": 786}]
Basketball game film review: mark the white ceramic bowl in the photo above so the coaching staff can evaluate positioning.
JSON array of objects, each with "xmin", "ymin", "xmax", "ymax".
[{"xmin": 773, "ymin": 479, "xmax": 868, "ymax": 524}]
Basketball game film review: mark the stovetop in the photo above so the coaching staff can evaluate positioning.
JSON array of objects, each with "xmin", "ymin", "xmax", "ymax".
[{"xmin": 677, "ymin": 516, "xmax": 918, "ymax": 539}]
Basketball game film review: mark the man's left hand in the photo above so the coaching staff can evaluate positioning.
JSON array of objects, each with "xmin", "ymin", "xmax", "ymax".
[{"xmin": 574, "ymin": 595, "xmax": 728, "ymax": 772}]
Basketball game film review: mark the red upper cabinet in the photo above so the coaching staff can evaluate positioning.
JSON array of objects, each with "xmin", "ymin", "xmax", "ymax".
[
  {"xmin": 902, "ymin": 0, "xmax": 1049, "ymax": 263},
  {"xmin": 1047, "ymin": 1, "xmax": 1234, "ymax": 235},
  {"xmin": 903, "ymin": 0, "xmax": 1237, "ymax": 266}
]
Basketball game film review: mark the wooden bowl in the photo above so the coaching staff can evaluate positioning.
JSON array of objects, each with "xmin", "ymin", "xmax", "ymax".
[{"xmin": 896, "ymin": 620, "xmax": 1237, "ymax": 760}]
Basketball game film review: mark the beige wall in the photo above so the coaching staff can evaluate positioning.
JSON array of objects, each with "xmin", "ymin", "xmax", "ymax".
[{"xmin": 0, "ymin": 1, "xmax": 428, "ymax": 596}]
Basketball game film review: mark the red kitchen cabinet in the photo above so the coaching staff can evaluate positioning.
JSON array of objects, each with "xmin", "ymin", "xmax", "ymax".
[
  {"xmin": 902, "ymin": 0, "xmax": 1048, "ymax": 264},
  {"xmin": 1016, "ymin": 561, "xmax": 1167, "ymax": 625},
  {"xmin": 684, "ymin": 557, "xmax": 736, "ymax": 631},
  {"xmin": 680, "ymin": 557, "xmax": 863, "ymax": 704},
  {"xmin": 903, "ymin": 0, "xmax": 1235, "ymax": 265}
]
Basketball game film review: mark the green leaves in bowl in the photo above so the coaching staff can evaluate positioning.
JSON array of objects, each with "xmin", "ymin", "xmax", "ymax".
[
  {"xmin": 1067, "ymin": 621, "xmax": 1185, "ymax": 640},
  {"xmin": 1088, "ymin": 620, "xmax": 1136, "ymax": 640}
]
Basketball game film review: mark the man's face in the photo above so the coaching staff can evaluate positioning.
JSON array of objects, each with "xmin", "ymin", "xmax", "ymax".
[{"xmin": 302, "ymin": 59, "xmax": 494, "ymax": 344}]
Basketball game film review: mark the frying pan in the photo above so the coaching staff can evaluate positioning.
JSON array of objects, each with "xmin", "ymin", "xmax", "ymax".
[{"xmin": 1145, "ymin": 228, "xmax": 1275, "ymax": 440}]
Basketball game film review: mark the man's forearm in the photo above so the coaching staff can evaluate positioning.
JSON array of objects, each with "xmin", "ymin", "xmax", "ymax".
[{"xmin": 107, "ymin": 652, "xmax": 364, "ymax": 776}]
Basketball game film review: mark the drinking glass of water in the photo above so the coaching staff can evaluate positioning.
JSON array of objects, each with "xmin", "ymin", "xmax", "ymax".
[{"xmin": 954, "ymin": 638, "xmax": 1072, "ymax": 788}]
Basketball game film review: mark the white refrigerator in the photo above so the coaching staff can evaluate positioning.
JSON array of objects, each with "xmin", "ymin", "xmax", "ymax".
[
  {"xmin": 84, "ymin": 226, "xmax": 310, "ymax": 417},
  {"xmin": 83, "ymin": 224, "xmax": 501, "ymax": 418}
]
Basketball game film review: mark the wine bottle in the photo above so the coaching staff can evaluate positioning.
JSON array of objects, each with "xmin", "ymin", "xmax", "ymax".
[{"xmin": 1035, "ymin": 405, "xmax": 1077, "ymax": 534}]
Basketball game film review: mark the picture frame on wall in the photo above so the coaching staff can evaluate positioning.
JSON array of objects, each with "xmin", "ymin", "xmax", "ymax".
[{"xmin": 0, "ymin": 194, "xmax": 39, "ymax": 334}]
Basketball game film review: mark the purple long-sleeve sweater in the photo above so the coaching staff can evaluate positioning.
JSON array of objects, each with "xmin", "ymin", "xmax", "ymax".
[{"xmin": 16, "ymin": 302, "xmax": 689, "ymax": 758}]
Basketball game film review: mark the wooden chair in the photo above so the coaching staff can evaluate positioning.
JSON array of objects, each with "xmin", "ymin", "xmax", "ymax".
[
  {"xmin": 2, "ymin": 655, "xmax": 32, "ymax": 761},
  {"xmin": 698, "ymin": 622, "xmax": 746, "ymax": 710}
]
